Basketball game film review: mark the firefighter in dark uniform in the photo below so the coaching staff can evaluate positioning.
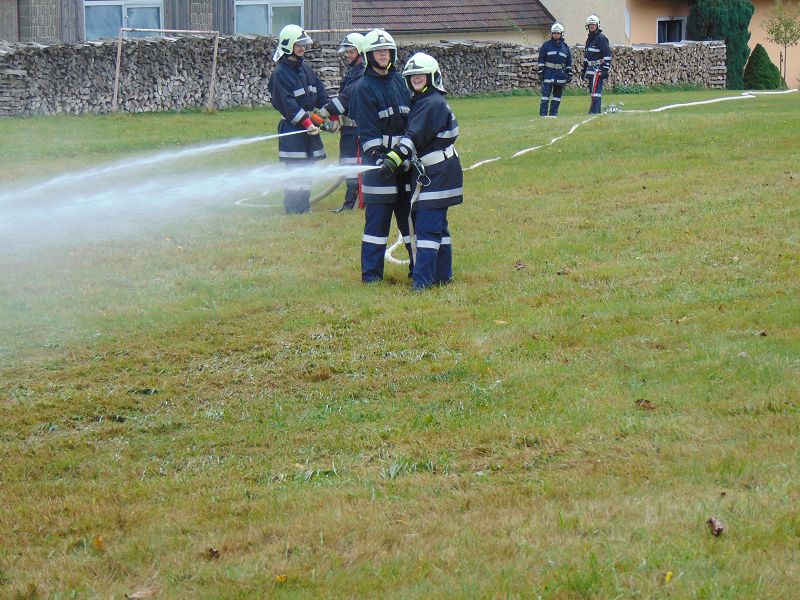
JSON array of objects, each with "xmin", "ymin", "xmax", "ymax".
[
  {"xmin": 538, "ymin": 23, "xmax": 573, "ymax": 117},
  {"xmin": 349, "ymin": 29, "xmax": 413, "ymax": 282},
  {"xmin": 319, "ymin": 32, "xmax": 366, "ymax": 213},
  {"xmin": 267, "ymin": 24, "xmax": 330, "ymax": 214},
  {"xmin": 378, "ymin": 53, "xmax": 463, "ymax": 290},
  {"xmin": 581, "ymin": 14, "xmax": 612, "ymax": 114}
]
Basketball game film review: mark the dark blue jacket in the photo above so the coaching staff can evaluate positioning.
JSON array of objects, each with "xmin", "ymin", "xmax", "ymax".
[
  {"xmin": 323, "ymin": 61, "xmax": 365, "ymax": 123},
  {"xmin": 394, "ymin": 88, "xmax": 462, "ymax": 211},
  {"xmin": 323, "ymin": 61, "xmax": 365, "ymax": 162},
  {"xmin": 538, "ymin": 38, "xmax": 573, "ymax": 85},
  {"xmin": 350, "ymin": 66, "xmax": 411, "ymax": 204},
  {"xmin": 583, "ymin": 29, "xmax": 612, "ymax": 78},
  {"xmin": 268, "ymin": 56, "xmax": 330, "ymax": 161}
]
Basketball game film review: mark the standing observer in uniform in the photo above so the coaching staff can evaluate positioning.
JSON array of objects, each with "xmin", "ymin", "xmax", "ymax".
[
  {"xmin": 581, "ymin": 14, "xmax": 612, "ymax": 115},
  {"xmin": 349, "ymin": 29, "xmax": 413, "ymax": 282},
  {"xmin": 378, "ymin": 53, "xmax": 463, "ymax": 290},
  {"xmin": 319, "ymin": 32, "xmax": 366, "ymax": 213},
  {"xmin": 538, "ymin": 23, "xmax": 573, "ymax": 117},
  {"xmin": 268, "ymin": 24, "xmax": 330, "ymax": 214}
]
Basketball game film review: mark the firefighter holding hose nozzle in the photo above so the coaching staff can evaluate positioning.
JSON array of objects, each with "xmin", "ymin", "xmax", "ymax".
[
  {"xmin": 268, "ymin": 24, "xmax": 330, "ymax": 214},
  {"xmin": 349, "ymin": 29, "xmax": 414, "ymax": 283}
]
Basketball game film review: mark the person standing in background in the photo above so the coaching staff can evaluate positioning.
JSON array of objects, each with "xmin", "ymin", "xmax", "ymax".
[
  {"xmin": 581, "ymin": 14, "xmax": 612, "ymax": 115},
  {"xmin": 320, "ymin": 32, "xmax": 366, "ymax": 213}
]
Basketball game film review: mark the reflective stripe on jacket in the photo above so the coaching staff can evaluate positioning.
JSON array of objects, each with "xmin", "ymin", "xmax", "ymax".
[{"xmin": 538, "ymin": 39, "xmax": 573, "ymax": 85}]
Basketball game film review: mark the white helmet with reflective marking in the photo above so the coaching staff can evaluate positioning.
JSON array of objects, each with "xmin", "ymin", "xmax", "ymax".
[
  {"xmin": 586, "ymin": 14, "xmax": 600, "ymax": 27},
  {"xmin": 338, "ymin": 32, "xmax": 364, "ymax": 54},
  {"xmin": 273, "ymin": 24, "xmax": 312, "ymax": 62},
  {"xmin": 551, "ymin": 23, "xmax": 565, "ymax": 34},
  {"xmin": 361, "ymin": 29, "xmax": 397, "ymax": 65},
  {"xmin": 403, "ymin": 52, "xmax": 445, "ymax": 92}
]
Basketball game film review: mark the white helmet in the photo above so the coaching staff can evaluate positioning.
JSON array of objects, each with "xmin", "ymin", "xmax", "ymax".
[
  {"xmin": 338, "ymin": 32, "xmax": 364, "ymax": 54},
  {"xmin": 586, "ymin": 14, "xmax": 600, "ymax": 27},
  {"xmin": 361, "ymin": 29, "xmax": 397, "ymax": 65},
  {"xmin": 551, "ymin": 23, "xmax": 565, "ymax": 35},
  {"xmin": 273, "ymin": 24, "xmax": 312, "ymax": 62},
  {"xmin": 403, "ymin": 52, "xmax": 445, "ymax": 92}
]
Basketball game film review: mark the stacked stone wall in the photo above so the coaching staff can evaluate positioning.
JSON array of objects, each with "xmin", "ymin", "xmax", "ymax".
[{"xmin": 0, "ymin": 36, "xmax": 726, "ymax": 117}]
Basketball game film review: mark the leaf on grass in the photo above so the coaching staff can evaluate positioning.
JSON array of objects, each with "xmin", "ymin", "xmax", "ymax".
[
  {"xmin": 759, "ymin": 330, "xmax": 768, "ymax": 337},
  {"xmin": 557, "ymin": 269, "xmax": 570, "ymax": 276},
  {"xmin": 494, "ymin": 320, "xmax": 507, "ymax": 325},
  {"xmin": 707, "ymin": 516, "xmax": 724, "ymax": 536},
  {"xmin": 635, "ymin": 399, "xmax": 657, "ymax": 410},
  {"xmin": 125, "ymin": 586, "xmax": 162, "ymax": 599},
  {"xmin": 657, "ymin": 571, "xmax": 673, "ymax": 585},
  {"xmin": 204, "ymin": 547, "xmax": 220, "ymax": 560},
  {"xmin": 274, "ymin": 574, "xmax": 288, "ymax": 584},
  {"xmin": 513, "ymin": 260, "xmax": 527, "ymax": 271},
  {"xmin": 93, "ymin": 535, "xmax": 105, "ymax": 552}
]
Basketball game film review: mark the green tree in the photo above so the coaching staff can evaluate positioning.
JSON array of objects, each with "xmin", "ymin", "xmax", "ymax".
[
  {"xmin": 762, "ymin": 0, "xmax": 800, "ymax": 83},
  {"xmin": 744, "ymin": 43, "xmax": 784, "ymax": 88},
  {"xmin": 687, "ymin": 0, "xmax": 755, "ymax": 89}
]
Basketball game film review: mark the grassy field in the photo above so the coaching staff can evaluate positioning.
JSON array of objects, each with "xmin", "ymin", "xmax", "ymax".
[{"xmin": 1, "ymin": 90, "xmax": 799, "ymax": 598}]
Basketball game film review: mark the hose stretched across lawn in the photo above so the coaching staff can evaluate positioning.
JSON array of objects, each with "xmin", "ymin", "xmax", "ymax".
[{"xmin": 309, "ymin": 176, "xmax": 345, "ymax": 205}]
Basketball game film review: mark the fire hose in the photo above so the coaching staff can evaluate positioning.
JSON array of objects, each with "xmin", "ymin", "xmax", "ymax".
[{"xmin": 385, "ymin": 159, "xmax": 429, "ymax": 266}]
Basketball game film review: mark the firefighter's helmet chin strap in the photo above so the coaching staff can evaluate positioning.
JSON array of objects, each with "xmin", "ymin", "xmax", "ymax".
[{"xmin": 367, "ymin": 52, "xmax": 392, "ymax": 72}]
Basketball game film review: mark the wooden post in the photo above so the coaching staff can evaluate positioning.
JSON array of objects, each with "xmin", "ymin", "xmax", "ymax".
[
  {"xmin": 206, "ymin": 33, "xmax": 220, "ymax": 113},
  {"xmin": 112, "ymin": 28, "xmax": 124, "ymax": 112}
]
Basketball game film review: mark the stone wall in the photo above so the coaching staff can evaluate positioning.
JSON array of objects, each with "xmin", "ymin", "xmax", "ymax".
[{"xmin": 0, "ymin": 36, "xmax": 726, "ymax": 117}]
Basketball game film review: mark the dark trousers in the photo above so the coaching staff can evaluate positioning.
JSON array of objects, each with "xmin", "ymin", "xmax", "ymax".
[
  {"xmin": 540, "ymin": 82, "xmax": 564, "ymax": 116},
  {"xmin": 588, "ymin": 75, "xmax": 605, "ymax": 114},
  {"xmin": 283, "ymin": 160, "xmax": 312, "ymax": 214},
  {"xmin": 343, "ymin": 178, "xmax": 359, "ymax": 209},
  {"xmin": 362, "ymin": 202, "xmax": 412, "ymax": 282},
  {"xmin": 412, "ymin": 208, "xmax": 452, "ymax": 289}
]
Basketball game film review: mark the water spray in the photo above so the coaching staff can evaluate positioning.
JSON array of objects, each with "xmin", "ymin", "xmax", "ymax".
[{"xmin": 1, "ymin": 130, "xmax": 308, "ymax": 205}]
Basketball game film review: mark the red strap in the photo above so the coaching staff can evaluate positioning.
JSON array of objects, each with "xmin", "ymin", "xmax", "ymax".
[{"xmin": 300, "ymin": 117, "xmax": 313, "ymax": 129}]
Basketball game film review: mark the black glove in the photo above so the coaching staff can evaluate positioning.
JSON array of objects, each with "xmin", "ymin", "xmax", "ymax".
[
  {"xmin": 565, "ymin": 67, "xmax": 573, "ymax": 84},
  {"xmin": 377, "ymin": 150, "xmax": 402, "ymax": 180}
]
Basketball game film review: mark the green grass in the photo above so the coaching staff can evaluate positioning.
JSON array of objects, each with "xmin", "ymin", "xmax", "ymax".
[{"xmin": 1, "ymin": 90, "xmax": 799, "ymax": 598}]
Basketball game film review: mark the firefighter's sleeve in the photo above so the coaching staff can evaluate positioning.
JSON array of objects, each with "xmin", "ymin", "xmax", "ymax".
[{"xmin": 274, "ymin": 69, "xmax": 311, "ymax": 126}]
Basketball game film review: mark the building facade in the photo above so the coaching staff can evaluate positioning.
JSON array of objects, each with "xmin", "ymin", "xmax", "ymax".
[{"xmin": 0, "ymin": 0, "xmax": 348, "ymax": 43}]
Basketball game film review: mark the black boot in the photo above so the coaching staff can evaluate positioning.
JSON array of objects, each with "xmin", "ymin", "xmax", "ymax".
[{"xmin": 332, "ymin": 178, "xmax": 359, "ymax": 212}]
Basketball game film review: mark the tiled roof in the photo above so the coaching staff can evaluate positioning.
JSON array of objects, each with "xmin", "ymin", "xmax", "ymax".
[{"xmin": 352, "ymin": 0, "xmax": 555, "ymax": 33}]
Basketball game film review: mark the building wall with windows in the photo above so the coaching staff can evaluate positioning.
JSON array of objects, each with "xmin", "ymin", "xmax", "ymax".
[
  {"xmin": 6, "ymin": 0, "xmax": 331, "ymax": 43},
  {"xmin": 626, "ymin": 0, "xmax": 799, "ymax": 87},
  {"xmin": 626, "ymin": 0, "xmax": 689, "ymax": 44},
  {"xmin": 540, "ymin": 0, "xmax": 629, "ymax": 45}
]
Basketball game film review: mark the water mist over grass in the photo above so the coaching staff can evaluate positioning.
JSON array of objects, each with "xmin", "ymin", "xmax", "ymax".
[{"xmin": 0, "ymin": 133, "xmax": 373, "ymax": 251}]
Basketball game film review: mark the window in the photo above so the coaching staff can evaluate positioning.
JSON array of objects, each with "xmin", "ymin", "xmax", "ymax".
[
  {"xmin": 235, "ymin": 1, "xmax": 303, "ymax": 36},
  {"xmin": 657, "ymin": 18, "xmax": 686, "ymax": 43},
  {"xmin": 84, "ymin": 1, "xmax": 162, "ymax": 40}
]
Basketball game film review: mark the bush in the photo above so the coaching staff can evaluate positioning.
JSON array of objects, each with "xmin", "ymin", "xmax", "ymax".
[
  {"xmin": 744, "ymin": 43, "xmax": 784, "ymax": 89},
  {"xmin": 687, "ymin": 0, "xmax": 755, "ymax": 89}
]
